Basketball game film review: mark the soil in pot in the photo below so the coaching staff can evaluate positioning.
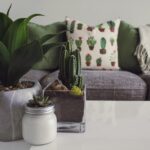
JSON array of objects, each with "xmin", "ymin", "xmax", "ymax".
[{"xmin": 0, "ymin": 81, "xmax": 34, "ymax": 92}]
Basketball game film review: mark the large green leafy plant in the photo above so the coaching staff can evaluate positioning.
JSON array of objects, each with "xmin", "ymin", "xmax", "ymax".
[{"xmin": 0, "ymin": 5, "xmax": 64, "ymax": 86}]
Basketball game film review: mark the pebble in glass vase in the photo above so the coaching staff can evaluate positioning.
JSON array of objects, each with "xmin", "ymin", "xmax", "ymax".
[{"xmin": 22, "ymin": 96, "xmax": 57, "ymax": 145}]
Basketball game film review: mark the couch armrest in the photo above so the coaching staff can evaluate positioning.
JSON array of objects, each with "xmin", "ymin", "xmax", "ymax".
[{"xmin": 140, "ymin": 74, "xmax": 150, "ymax": 100}]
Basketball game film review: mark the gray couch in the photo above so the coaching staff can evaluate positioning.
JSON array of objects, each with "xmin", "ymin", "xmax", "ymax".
[{"xmin": 23, "ymin": 69, "xmax": 149, "ymax": 101}]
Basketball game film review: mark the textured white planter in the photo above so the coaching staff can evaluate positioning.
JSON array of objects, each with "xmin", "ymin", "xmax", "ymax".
[
  {"xmin": 22, "ymin": 105, "xmax": 57, "ymax": 145},
  {"xmin": 0, "ymin": 81, "xmax": 42, "ymax": 141}
]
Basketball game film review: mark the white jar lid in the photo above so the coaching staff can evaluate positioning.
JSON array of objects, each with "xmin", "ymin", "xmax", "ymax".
[{"xmin": 25, "ymin": 105, "xmax": 54, "ymax": 115}]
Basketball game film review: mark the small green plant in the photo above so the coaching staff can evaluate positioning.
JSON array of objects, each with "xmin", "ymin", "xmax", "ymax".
[
  {"xmin": 70, "ymin": 86, "xmax": 83, "ymax": 96},
  {"xmin": 75, "ymin": 37, "xmax": 82, "ymax": 50},
  {"xmin": 70, "ymin": 20, "xmax": 75, "ymax": 33},
  {"xmin": 107, "ymin": 21, "xmax": 115, "ymax": 32},
  {"xmin": 96, "ymin": 58, "xmax": 102, "ymax": 66},
  {"xmin": 85, "ymin": 54, "xmax": 92, "ymax": 66},
  {"xmin": 110, "ymin": 37, "xmax": 115, "ymax": 46},
  {"xmin": 27, "ymin": 96, "xmax": 53, "ymax": 107},
  {"xmin": 98, "ymin": 24, "xmax": 105, "ymax": 32},
  {"xmin": 100, "ymin": 37, "xmax": 106, "ymax": 54},
  {"xmin": 77, "ymin": 23, "xmax": 83, "ymax": 30},
  {"xmin": 87, "ymin": 37, "xmax": 96, "ymax": 50}
]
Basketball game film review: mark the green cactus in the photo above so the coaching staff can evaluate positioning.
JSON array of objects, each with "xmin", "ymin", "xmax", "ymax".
[
  {"xmin": 96, "ymin": 58, "xmax": 102, "ymax": 66},
  {"xmin": 75, "ymin": 37, "xmax": 82, "ymax": 50},
  {"xmin": 77, "ymin": 23, "xmax": 83, "ymax": 30},
  {"xmin": 68, "ymin": 55, "xmax": 77, "ymax": 84},
  {"xmin": 107, "ymin": 21, "xmax": 115, "ymax": 32},
  {"xmin": 70, "ymin": 20, "xmax": 76, "ymax": 33},
  {"xmin": 58, "ymin": 40, "xmax": 84, "ymax": 90},
  {"xmin": 110, "ymin": 37, "xmax": 115, "ymax": 46},
  {"xmin": 100, "ymin": 37, "xmax": 107, "ymax": 54},
  {"xmin": 85, "ymin": 54, "xmax": 92, "ymax": 66},
  {"xmin": 87, "ymin": 37, "xmax": 97, "ymax": 50}
]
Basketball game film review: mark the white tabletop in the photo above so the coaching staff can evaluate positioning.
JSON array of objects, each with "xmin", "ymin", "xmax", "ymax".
[{"xmin": 1, "ymin": 101, "xmax": 150, "ymax": 150}]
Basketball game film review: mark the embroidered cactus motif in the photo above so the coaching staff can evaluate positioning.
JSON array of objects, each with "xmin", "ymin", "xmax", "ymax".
[
  {"xmin": 87, "ymin": 36, "xmax": 96, "ymax": 50},
  {"xmin": 96, "ymin": 58, "xmax": 102, "ymax": 66},
  {"xmin": 98, "ymin": 24, "xmax": 105, "ymax": 32},
  {"xmin": 109, "ymin": 51, "xmax": 116, "ymax": 67},
  {"xmin": 75, "ymin": 37, "xmax": 82, "ymax": 50},
  {"xmin": 87, "ymin": 26, "xmax": 94, "ymax": 31},
  {"xmin": 77, "ymin": 23, "xmax": 83, "ymax": 30},
  {"xmin": 107, "ymin": 21, "xmax": 115, "ymax": 32},
  {"xmin": 70, "ymin": 20, "xmax": 76, "ymax": 33},
  {"xmin": 110, "ymin": 37, "xmax": 115, "ymax": 46},
  {"xmin": 85, "ymin": 54, "xmax": 92, "ymax": 66},
  {"xmin": 100, "ymin": 37, "xmax": 106, "ymax": 54}
]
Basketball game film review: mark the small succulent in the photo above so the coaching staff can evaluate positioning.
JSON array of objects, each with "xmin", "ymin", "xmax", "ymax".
[
  {"xmin": 87, "ymin": 37, "xmax": 96, "ymax": 50},
  {"xmin": 70, "ymin": 86, "xmax": 83, "ymax": 96},
  {"xmin": 27, "ymin": 96, "xmax": 53, "ymax": 107}
]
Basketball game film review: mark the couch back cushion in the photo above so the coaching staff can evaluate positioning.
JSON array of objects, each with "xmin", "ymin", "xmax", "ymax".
[
  {"xmin": 28, "ymin": 22, "xmax": 67, "ymax": 71},
  {"xmin": 66, "ymin": 18, "xmax": 121, "ymax": 70},
  {"xmin": 118, "ymin": 21, "xmax": 141, "ymax": 74}
]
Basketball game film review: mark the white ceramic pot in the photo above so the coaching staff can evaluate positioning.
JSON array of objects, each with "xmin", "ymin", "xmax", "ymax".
[
  {"xmin": 22, "ymin": 105, "xmax": 57, "ymax": 145},
  {"xmin": 0, "ymin": 80, "xmax": 42, "ymax": 141}
]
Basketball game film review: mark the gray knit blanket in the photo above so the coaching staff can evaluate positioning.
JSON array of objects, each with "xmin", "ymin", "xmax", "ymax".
[{"xmin": 135, "ymin": 25, "xmax": 150, "ymax": 74}]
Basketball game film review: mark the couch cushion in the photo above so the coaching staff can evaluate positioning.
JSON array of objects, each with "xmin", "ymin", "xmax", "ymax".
[
  {"xmin": 118, "ymin": 21, "xmax": 141, "ymax": 74},
  {"xmin": 22, "ymin": 69, "xmax": 49, "ymax": 81},
  {"xmin": 28, "ymin": 22, "xmax": 67, "ymax": 70},
  {"xmin": 66, "ymin": 18, "xmax": 121, "ymax": 70},
  {"xmin": 83, "ymin": 70, "xmax": 146, "ymax": 100}
]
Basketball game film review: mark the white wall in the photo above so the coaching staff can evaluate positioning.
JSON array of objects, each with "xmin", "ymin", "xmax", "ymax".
[{"xmin": 0, "ymin": 0, "xmax": 149, "ymax": 26}]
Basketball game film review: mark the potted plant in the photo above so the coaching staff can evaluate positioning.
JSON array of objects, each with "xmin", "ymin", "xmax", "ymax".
[
  {"xmin": 100, "ymin": 37, "xmax": 107, "ymax": 54},
  {"xmin": 87, "ymin": 36, "xmax": 96, "ymax": 50},
  {"xmin": 0, "ymin": 5, "xmax": 64, "ymax": 141},
  {"xmin": 44, "ymin": 40, "xmax": 86, "ymax": 133},
  {"xmin": 85, "ymin": 53, "xmax": 92, "ymax": 66},
  {"xmin": 22, "ymin": 96, "xmax": 56, "ymax": 145},
  {"xmin": 75, "ymin": 37, "xmax": 82, "ymax": 50},
  {"xmin": 96, "ymin": 57, "xmax": 102, "ymax": 66}
]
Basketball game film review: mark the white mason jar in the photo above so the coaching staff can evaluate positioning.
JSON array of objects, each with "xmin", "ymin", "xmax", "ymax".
[{"xmin": 22, "ymin": 105, "xmax": 57, "ymax": 145}]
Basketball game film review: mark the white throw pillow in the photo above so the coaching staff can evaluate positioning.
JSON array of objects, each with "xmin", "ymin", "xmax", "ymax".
[{"xmin": 66, "ymin": 18, "xmax": 121, "ymax": 70}]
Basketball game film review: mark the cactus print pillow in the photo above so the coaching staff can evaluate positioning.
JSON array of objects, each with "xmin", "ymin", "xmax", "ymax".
[{"xmin": 66, "ymin": 18, "xmax": 121, "ymax": 70}]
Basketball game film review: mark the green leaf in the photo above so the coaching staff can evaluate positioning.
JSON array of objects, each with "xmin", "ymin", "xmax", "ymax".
[
  {"xmin": 0, "ymin": 41, "xmax": 10, "ymax": 84},
  {"xmin": 3, "ymin": 14, "xmax": 43, "ymax": 54},
  {"xmin": 6, "ymin": 4, "xmax": 12, "ymax": 16},
  {"xmin": 0, "ymin": 12, "xmax": 13, "ymax": 40},
  {"xmin": 7, "ymin": 40, "xmax": 43, "ymax": 85}
]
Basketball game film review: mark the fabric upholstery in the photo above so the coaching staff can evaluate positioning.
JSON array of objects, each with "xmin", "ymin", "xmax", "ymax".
[
  {"xmin": 28, "ymin": 22, "xmax": 67, "ymax": 70},
  {"xmin": 82, "ymin": 70, "xmax": 146, "ymax": 100},
  {"xmin": 118, "ymin": 21, "xmax": 141, "ymax": 74},
  {"xmin": 39, "ymin": 70, "xmax": 147, "ymax": 100}
]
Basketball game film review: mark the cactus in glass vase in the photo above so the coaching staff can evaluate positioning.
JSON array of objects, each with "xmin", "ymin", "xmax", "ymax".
[
  {"xmin": 96, "ymin": 58, "xmax": 102, "ymax": 66},
  {"xmin": 87, "ymin": 36, "xmax": 96, "ymax": 50},
  {"xmin": 75, "ymin": 37, "xmax": 82, "ymax": 50},
  {"xmin": 85, "ymin": 54, "xmax": 92, "ymax": 66},
  {"xmin": 100, "ymin": 37, "xmax": 106, "ymax": 54},
  {"xmin": 107, "ymin": 21, "xmax": 115, "ymax": 32},
  {"xmin": 59, "ymin": 40, "xmax": 84, "ymax": 90}
]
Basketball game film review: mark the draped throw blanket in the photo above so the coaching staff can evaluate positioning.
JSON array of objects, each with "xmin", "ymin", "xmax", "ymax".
[{"xmin": 135, "ymin": 25, "xmax": 150, "ymax": 74}]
